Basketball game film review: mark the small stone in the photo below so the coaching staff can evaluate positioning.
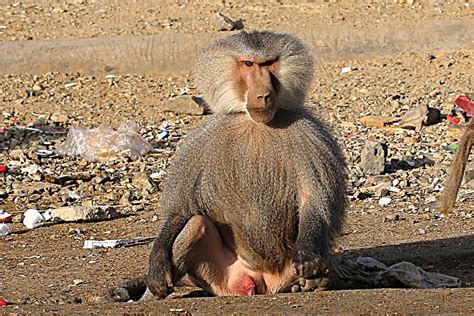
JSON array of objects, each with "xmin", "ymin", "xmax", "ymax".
[
  {"xmin": 341, "ymin": 66, "xmax": 353, "ymax": 74},
  {"xmin": 49, "ymin": 206, "xmax": 119, "ymax": 222},
  {"xmin": 359, "ymin": 115, "xmax": 400, "ymax": 128},
  {"xmin": 399, "ymin": 104, "xmax": 428, "ymax": 130},
  {"xmin": 216, "ymin": 12, "xmax": 244, "ymax": 31},
  {"xmin": 68, "ymin": 228, "xmax": 82, "ymax": 236},
  {"xmin": 73, "ymin": 279, "xmax": 84, "ymax": 286},
  {"xmin": 119, "ymin": 190, "xmax": 131, "ymax": 205},
  {"xmin": 384, "ymin": 213, "xmax": 402, "ymax": 222},
  {"xmin": 164, "ymin": 96, "xmax": 205, "ymax": 115},
  {"xmin": 360, "ymin": 141, "xmax": 386, "ymax": 176},
  {"xmin": 132, "ymin": 172, "xmax": 153, "ymax": 192},
  {"xmin": 419, "ymin": 228, "xmax": 426, "ymax": 235},
  {"xmin": 50, "ymin": 112, "xmax": 69, "ymax": 123},
  {"xmin": 378, "ymin": 197, "xmax": 392, "ymax": 206},
  {"xmin": 32, "ymin": 83, "xmax": 45, "ymax": 96}
]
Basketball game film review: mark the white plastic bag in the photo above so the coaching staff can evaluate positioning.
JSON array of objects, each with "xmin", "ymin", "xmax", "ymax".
[{"xmin": 58, "ymin": 121, "xmax": 152, "ymax": 161}]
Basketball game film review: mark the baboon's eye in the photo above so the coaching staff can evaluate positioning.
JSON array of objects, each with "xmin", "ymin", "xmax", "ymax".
[{"xmin": 243, "ymin": 61, "xmax": 254, "ymax": 67}]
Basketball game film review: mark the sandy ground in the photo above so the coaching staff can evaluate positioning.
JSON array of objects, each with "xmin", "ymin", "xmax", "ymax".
[{"xmin": 1, "ymin": 1, "xmax": 473, "ymax": 314}]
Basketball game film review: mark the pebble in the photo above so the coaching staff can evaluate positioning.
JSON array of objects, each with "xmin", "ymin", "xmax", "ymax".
[
  {"xmin": 379, "ymin": 197, "xmax": 392, "ymax": 206},
  {"xmin": 341, "ymin": 66, "xmax": 353, "ymax": 74},
  {"xmin": 0, "ymin": 223, "xmax": 10, "ymax": 236},
  {"xmin": 360, "ymin": 141, "xmax": 386, "ymax": 176},
  {"xmin": 50, "ymin": 112, "xmax": 69, "ymax": 123},
  {"xmin": 164, "ymin": 95, "xmax": 205, "ymax": 116},
  {"xmin": 359, "ymin": 115, "xmax": 400, "ymax": 128},
  {"xmin": 72, "ymin": 279, "xmax": 84, "ymax": 286}
]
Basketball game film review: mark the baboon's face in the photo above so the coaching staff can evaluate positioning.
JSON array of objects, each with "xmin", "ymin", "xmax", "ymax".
[{"xmin": 236, "ymin": 56, "xmax": 280, "ymax": 124}]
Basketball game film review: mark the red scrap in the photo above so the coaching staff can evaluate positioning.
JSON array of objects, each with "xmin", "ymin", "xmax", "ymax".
[
  {"xmin": 0, "ymin": 299, "xmax": 7, "ymax": 307},
  {"xmin": 0, "ymin": 165, "xmax": 6, "ymax": 174},
  {"xmin": 446, "ymin": 113, "xmax": 461, "ymax": 124},
  {"xmin": 453, "ymin": 95, "xmax": 474, "ymax": 117}
]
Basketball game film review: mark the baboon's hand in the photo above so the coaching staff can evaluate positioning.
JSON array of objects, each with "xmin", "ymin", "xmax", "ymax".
[
  {"xmin": 146, "ymin": 260, "xmax": 174, "ymax": 299},
  {"xmin": 293, "ymin": 250, "xmax": 329, "ymax": 280}
]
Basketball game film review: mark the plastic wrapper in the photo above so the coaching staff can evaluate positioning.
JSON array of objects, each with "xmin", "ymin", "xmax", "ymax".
[{"xmin": 57, "ymin": 121, "xmax": 152, "ymax": 161}]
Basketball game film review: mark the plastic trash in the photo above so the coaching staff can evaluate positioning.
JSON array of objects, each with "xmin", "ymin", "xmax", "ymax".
[
  {"xmin": 0, "ymin": 223, "xmax": 10, "ymax": 236},
  {"xmin": 57, "ymin": 120, "xmax": 152, "ymax": 161},
  {"xmin": 23, "ymin": 209, "xmax": 46, "ymax": 229},
  {"xmin": 84, "ymin": 236, "xmax": 156, "ymax": 249},
  {"xmin": 0, "ymin": 211, "xmax": 12, "ymax": 222}
]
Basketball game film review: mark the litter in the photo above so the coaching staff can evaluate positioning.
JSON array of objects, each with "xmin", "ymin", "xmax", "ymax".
[
  {"xmin": 0, "ymin": 223, "xmax": 10, "ymax": 236},
  {"xmin": 83, "ymin": 236, "xmax": 156, "ymax": 249},
  {"xmin": 22, "ymin": 209, "xmax": 46, "ymax": 229},
  {"xmin": 331, "ymin": 256, "xmax": 461, "ymax": 289},
  {"xmin": 33, "ymin": 149, "xmax": 59, "ymax": 158},
  {"xmin": 453, "ymin": 95, "xmax": 474, "ymax": 117},
  {"xmin": 57, "ymin": 120, "xmax": 153, "ymax": 161},
  {"xmin": 0, "ymin": 211, "xmax": 12, "ymax": 222},
  {"xmin": 341, "ymin": 66, "xmax": 353, "ymax": 74}
]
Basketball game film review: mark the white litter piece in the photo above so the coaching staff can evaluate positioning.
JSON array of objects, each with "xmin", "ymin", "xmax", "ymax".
[
  {"xmin": 84, "ymin": 236, "xmax": 156, "ymax": 249},
  {"xmin": 341, "ymin": 66, "xmax": 353, "ymax": 74},
  {"xmin": 157, "ymin": 130, "xmax": 168, "ymax": 141},
  {"xmin": 64, "ymin": 82, "xmax": 78, "ymax": 89},
  {"xmin": 0, "ymin": 211, "xmax": 12, "ymax": 222},
  {"xmin": 0, "ymin": 223, "xmax": 10, "ymax": 236},
  {"xmin": 378, "ymin": 197, "xmax": 392, "ymax": 206},
  {"xmin": 23, "ymin": 209, "xmax": 46, "ymax": 229}
]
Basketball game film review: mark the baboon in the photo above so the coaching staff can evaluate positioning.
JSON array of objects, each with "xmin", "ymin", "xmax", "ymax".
[
  {"xmin": 438, "ymin": 119, "xmax": 473, "ymax": 215},
  {"xmin": 109, "ymin": 31, "xmax": 347, "ymax": 301}
]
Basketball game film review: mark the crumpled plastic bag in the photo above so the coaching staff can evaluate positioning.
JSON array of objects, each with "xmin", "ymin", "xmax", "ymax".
[
  {"xmin": 57, "ymin": 121, "xmax": 152, "ymax": 161},
  {"xmin": 375, "ymin": 261, "xmax": 461, "ymax": 289},
  {"xmin": 331, "ymin": 256, "xmax": 461, "ymax": 290}
]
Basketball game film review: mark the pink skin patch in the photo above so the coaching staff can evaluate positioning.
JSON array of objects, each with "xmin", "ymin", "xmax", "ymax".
[{"xmin": 233, "ymin": 274, "xmax": 256, "ymax": 296}]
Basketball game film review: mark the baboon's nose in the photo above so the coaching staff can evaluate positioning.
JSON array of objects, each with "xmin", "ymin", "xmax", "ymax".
[{"xmin": 255, "ymin": 89, "xmax": 272, "ymax": 108}]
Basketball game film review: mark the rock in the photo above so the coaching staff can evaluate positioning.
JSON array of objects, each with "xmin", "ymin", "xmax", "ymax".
[
  {"xmin": 13, "ymin": 182, "xmax": 60, "ymax": 195},
  {"xmin": 463, "ymin": 163, "xmax": 474, "ymax": 184},
  {"xmin": 360, "ymin": 141, "xmax": 386, "ymax": 176},
  {"xmin": 72, "ymin": 279, "xmax": 84, "ymax": 286},
  {"xmin": 50, "ymin": 112, "xmax": 69, "ymax": 123},
  {"xmin": 425, "ymin": 107, "xmax": 441, "ymax": 126},
  {"xmin": 164, "ymin": 95, "xmax": 204, "ymax": 115},
  {"xmin": 132, "ymin": 172, "xmax": 153, "ymax": 192},
  {"xmin": 216, "ymin": 12, "xmax": 244, "ymax": 31},
  {"xmin": 341, "ymin": 66, "xmax": 353, "ymax": 74},
  {"xmin": 378, "ymin": 197, "xmax": 392, "ymax": 206},
  {"xmin": 359, "ymin": 115, "xmax": 400, "ymax": 128},
  {"xmin": 384, "ymin": 213, "xmax": 403, "ymax": 222},
  {"xmin": 365, "ymin": 182, "xmax": 391, "ymax": 197},
  {"xmin": 399, "ymin": 104, "xmax": 428, "ymax": 130},
  {"xmin": 48, "ymin": 206, "xmax": 119, "ymax": 222},
  {"xmin": 32, "ymin": 82, "xmax": 44, "ymax": 96},
  {"xmin": 464, "ymin": 179, "xmax": 474, "ymax": 190}
]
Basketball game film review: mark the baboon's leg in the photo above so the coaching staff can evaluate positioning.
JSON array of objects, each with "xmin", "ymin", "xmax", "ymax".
[
  {"xmin": 439, "ymin": 120, "xmax": 474, "ymax": 214},
  {"xmin": 110, "ymin": 216, "xmax": 260, "ymax": 301}
]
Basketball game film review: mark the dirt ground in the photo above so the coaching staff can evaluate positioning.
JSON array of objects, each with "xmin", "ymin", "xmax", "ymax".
[{"xmin": 1, "ymin": 0, "xmax": 473, "ymax": 314}]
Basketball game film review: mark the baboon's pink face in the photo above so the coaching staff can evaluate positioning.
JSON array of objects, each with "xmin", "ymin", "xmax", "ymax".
[{"xmin": 236, "ymin": 56, "xmax": 280, "ymax": 124}]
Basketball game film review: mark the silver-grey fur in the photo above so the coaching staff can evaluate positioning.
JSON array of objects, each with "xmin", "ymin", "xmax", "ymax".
[
  {"xmin": 196, "ymin": 31, "xmax": 314, "ymax": 114},
  {"xmin": 147, "ymin": 30, "xmax": 347, "ymax": 296}
]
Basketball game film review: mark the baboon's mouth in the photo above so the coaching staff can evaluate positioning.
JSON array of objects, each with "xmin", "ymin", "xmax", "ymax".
[{"xmin": 247, "ymin": 107, "xmax": 276, "ymax": 124}]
